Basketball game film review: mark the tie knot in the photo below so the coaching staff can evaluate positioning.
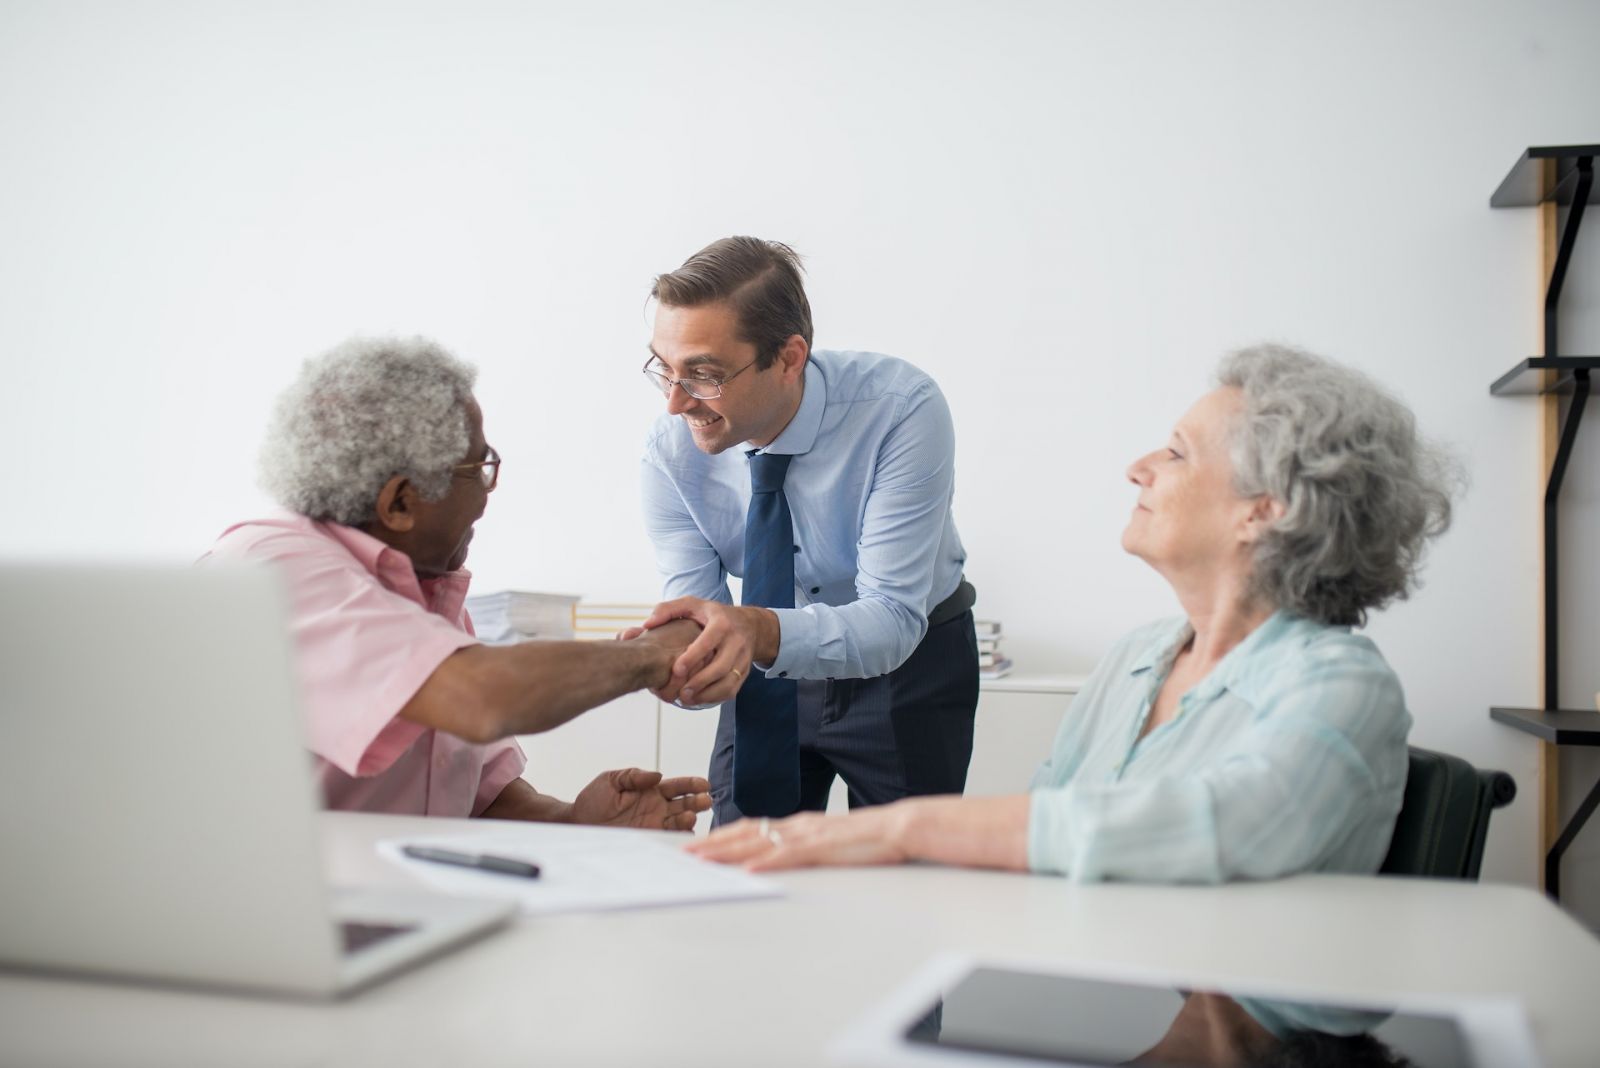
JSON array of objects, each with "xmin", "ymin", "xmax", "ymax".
[{"xmin": 748, "ymin": 451, "xmax": 794, "ymax": 494}]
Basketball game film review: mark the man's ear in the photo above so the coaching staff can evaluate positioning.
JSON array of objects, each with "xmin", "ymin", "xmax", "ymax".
[
  {"xmin": 776, "ymin": 334, "xmax": 809, "ymax": 383},
  {"xmin": 1239, "ymin": 494, "xmax": 1286, "ymax": 545},
  {"xmin": 372, "ymin": 474, "xmax": 418, "ymax": 534}
]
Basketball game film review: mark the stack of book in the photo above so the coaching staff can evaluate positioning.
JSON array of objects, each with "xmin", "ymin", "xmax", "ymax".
[
  {"xmin": 464, "ymin": 590, "xmax": 579, "ymax": 645},
  {"xmin": 976, "ymin": 619, "xmax": 1012, "ymax": 679}
]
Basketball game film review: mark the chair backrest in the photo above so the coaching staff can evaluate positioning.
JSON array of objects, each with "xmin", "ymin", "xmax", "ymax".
[{"xmin": 1380, "ymin": 746, "xmax": 1517, "ymax": 879}]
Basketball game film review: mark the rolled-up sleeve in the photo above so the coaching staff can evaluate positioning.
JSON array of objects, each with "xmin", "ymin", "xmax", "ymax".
[{"xmin": 472, "ymin": 738, "xmax": 529, "ymax": 815}]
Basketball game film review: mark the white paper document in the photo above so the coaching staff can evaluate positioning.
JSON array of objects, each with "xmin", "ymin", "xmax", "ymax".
[{"xmin": 377, "ymin": 824, "xmax": 782, "ymax": 915}]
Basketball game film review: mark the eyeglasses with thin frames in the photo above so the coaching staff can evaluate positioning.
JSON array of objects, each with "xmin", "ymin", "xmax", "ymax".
[
  {"xmin": 642, "ymin": 357, "xmax": 759, "ymax": 400},
  {"xmin": 452, "ymin": 445, "xmax": 501, "ymax": 491}
]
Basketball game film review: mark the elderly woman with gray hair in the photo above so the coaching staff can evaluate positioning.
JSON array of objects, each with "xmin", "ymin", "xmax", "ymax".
[{"xmin": 690, "ymin": 344, "xmax": 1455, "ymax": 882}]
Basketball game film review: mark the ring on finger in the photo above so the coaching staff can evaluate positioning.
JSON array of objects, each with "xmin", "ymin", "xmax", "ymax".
[{"xmin": 757, "ymin": 816, "xmax": 782, "ymax": 847}]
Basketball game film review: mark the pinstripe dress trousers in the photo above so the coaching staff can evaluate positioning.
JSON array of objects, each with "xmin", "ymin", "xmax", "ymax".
[{"xmin": 708, "ymin": 608, "xmax": 979, "ymax": 826}]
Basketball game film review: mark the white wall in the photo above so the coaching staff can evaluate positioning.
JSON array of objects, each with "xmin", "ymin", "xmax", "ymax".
[{"xmin": 4, "ymin": 1, "xmax": 1600, "ymax": 920}]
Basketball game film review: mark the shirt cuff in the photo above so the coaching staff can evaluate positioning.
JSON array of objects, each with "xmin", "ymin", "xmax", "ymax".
[
  {"xmin": 1027, "ymin": 788, "xmax": 1075, "ymax": 876},
  {"xmin": 471, "ymin": 738, "xmax": 529, "ymax": 816},
  {"xmin": 765, "ymin": 607, "xmax": 818, "ymax": 678}
]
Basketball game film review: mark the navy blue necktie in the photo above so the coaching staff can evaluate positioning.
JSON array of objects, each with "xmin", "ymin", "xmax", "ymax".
[{"xmin": 733, "ymin": 450, "xmax": 801, "ymax": 816}]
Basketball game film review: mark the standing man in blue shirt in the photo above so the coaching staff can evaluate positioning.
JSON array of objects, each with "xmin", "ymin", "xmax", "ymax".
[{"xmin": 637, "ymin": 236, "xmax": 978, "ymax": 826}]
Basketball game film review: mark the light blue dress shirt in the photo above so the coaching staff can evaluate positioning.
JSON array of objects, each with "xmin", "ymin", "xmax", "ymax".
[
  {"xmin": 1028, "ymin": 612, "xmax": 1410, "ymax": 884},
  {"xmin": 641, "ymin": 350, "xmax": 967, "ymax": 681}
]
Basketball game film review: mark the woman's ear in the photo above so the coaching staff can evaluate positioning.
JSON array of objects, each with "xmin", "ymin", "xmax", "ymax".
[
  {"xmin": 371, "ymin": 474, "xmax": 417, "ymax": 534},
  {"xmin": 1239, "ymin": 494, "xmax": 1286, "ymax": 545}
]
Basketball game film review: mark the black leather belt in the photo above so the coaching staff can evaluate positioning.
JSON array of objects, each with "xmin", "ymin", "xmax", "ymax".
[{"xmin": 926, "ymin": 577, "xmax": 976, "ymax": 628}]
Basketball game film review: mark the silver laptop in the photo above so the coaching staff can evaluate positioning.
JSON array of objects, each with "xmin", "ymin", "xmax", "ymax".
[{"xmin": 0, "ymin": 563, "xmax": 514, "ymax": 998}]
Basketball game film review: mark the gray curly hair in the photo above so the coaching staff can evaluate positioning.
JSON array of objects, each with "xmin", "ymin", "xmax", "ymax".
[
  {"xmin": 1219, "ymin": 344, "xmax": 1458, "ymax": 627},
  {"xmin": 259, "ymin": 336, "xmax": 478, "ymax": 526}
]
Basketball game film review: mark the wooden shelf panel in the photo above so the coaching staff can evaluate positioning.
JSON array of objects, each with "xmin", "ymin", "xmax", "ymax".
[
  {"xmin": 1488, "ymin": 357, "xmax": 1600, "ymax": 396},
  {"xmin": 1490, "ymin": 144, "xmax": 1600, "ymax": 208},
  {"xmin": 1490, "ymin": 706, "xmax": 1600, "ymax": 746}
]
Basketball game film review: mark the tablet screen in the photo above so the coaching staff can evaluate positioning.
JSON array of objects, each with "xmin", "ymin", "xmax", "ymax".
[{"xmin": 904, "ymin": 967, "xmax": 1474, "ymax": 1067}]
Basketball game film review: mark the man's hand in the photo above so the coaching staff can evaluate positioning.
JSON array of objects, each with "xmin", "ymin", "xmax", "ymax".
[
  {"xmin": 624, "ymin": 618, "xmax": 703, "ymax": 702},
  {"xmin": 570, "ymin": 768, "xmax": 712, "ymax": 832},
  {"xmin": 642, "ymin": 597, "xmax": 780, "ymax": 706}
]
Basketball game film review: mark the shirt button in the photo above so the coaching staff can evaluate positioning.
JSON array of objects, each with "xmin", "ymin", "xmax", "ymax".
[
  {"xmin": 779, "ymin": 671, "xmax": 789, "ymax": 678},
  {"xmin": 810, "ymin": 586, "xmax": 820, "ymax": 594}
]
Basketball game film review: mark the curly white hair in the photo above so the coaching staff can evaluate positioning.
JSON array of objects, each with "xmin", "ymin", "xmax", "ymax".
[
  {"xmin": 1219, "ymin": 344, "xmax": 1459, "ymax": 627},
  {"xmin": 259, "ymin": 336, "xmax": 478, "ymax": 526}
]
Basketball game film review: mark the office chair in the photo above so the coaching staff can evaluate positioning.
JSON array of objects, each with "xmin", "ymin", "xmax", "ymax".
[{"xmin": 1379, "ymin": 746, "xmax": 1516, "ymax": 880}]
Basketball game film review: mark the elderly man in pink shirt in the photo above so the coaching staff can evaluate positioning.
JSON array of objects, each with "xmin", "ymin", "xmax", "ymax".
[{"xmin": 204, "ymin": 336, "xmax": 711, "ymax": 830}]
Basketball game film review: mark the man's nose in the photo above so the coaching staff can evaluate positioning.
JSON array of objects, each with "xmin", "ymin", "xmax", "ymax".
[{"xmin": 666, "ymin": 381, "xmax": 695, "ymax": 415}]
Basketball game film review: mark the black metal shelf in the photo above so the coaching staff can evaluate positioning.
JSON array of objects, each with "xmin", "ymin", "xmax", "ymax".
[
  {"xmin": 1489, "ymin": 357, "xmax": 1600, "ymax": 396},
  {"xmin": 1490, "ymin": 707, "xmax": 1600, "ymax": 746},
  {"xmin": 1491, "ymin": 144, "xmax": 1600, "ymax": 208},
  {"xmin": 1488, "ymin": 143, "xmax": 1598, "ymax": 902}
]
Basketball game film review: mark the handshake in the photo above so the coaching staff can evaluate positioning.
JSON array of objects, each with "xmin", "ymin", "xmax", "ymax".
[{"xmin": 619, "ymin": 596, "xmax": 781, "ymax": 708}]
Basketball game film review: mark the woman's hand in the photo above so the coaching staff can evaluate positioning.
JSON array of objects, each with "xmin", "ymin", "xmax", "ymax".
[
  {"xmin": 685, "ymin": 795, "xmax": 1032, "ymax": 872},
  {"xmin": 685, "ymin": 804, "xmax": 915, "ymax": 871}
]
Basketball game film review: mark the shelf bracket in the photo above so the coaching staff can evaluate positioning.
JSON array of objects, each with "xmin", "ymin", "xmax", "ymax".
[
  {"xmin": 1549, "ymin": 756, "xmax": 1600, "ymax": 900},
  {"xmin": 1543, "ymin": 370, "xmax": 1590, "ymax": 712},
  {"xmin": 1545, "ymin": 158, "xmax": 1593, "ymax": 359}
]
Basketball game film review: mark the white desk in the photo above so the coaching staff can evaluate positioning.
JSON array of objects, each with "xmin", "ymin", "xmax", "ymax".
[{"xmin": 3, "ymin": 811, "xmax": 1598, "ymax": 1067}]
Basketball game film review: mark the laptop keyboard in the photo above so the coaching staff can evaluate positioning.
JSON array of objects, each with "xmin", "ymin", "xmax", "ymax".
[{"xmin": 339, "ymin": 921, "xmax": 414, "ymax": 955}]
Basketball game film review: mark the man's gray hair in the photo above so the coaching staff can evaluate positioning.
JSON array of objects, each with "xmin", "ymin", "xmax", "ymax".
[
  {"xmin": 1219, "ymin": 344, "xmax": 1458, "ymax": 627},
  {"xmin": 259, "ymin": 336, "xmax": 478, "ymax": 526}
]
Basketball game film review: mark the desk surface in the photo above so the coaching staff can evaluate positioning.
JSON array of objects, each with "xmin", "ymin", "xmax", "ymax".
[{"xmin": 4, "ymin": 811, "xmax": 1599, "ymax": 1067}]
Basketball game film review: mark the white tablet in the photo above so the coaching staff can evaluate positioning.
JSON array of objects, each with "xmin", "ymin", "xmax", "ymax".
[{"xmin": 829, "ymin": 954, "xmax": 1540, "ymax": 1068}]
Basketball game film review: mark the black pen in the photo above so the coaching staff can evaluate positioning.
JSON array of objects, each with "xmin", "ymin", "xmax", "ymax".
[{"xmin": 401, "ymin": 844, "xmax": 541, "ymax": 879}]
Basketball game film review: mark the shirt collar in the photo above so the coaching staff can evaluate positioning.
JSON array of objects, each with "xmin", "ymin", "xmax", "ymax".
[
  {"xmin": 1128, "ymin": 617, "xmax": 1192, "ymax": 678},
  {"xmin": 1126, "ymin": 609, "xmax": 1294, "ymax": 702},
  {"xmin": 318, "ymin": 519, "xmax": 473, "ymax": 608},
  {"xmin": 753, "ymin": 358, "xmax": 824, "ymax": 457},
  {"xmin": 215, "ymin": 511, "xmax": 472, "ymax": 614}
]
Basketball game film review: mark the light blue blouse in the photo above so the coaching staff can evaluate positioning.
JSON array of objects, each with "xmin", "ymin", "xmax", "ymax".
[{"xmin": 1028, "ymin": 612, "xmax": 1410, "ymax": 883}]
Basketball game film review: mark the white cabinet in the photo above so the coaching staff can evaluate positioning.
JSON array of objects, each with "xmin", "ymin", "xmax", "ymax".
[{"xmin": 967, "ymin": 677, "xmax": 1082, "ymax": 796}]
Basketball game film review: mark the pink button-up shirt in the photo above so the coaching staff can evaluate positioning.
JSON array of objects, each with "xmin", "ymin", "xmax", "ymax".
[{"xmin": 201, "ymin": 513, "xmax": 526, "ymax": 817}]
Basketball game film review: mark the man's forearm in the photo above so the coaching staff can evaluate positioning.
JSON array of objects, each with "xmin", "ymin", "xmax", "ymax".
[
  {"xmin": 478, "ymin": 777, "xmax": 573, "ymax": 822},
  {"xmin": 399, "ymin": 622, "xmax": 696, "ymax": 743},
  {"xmin": 479, "ymin": 638, "xmax": 670, "ymax": 735}
]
